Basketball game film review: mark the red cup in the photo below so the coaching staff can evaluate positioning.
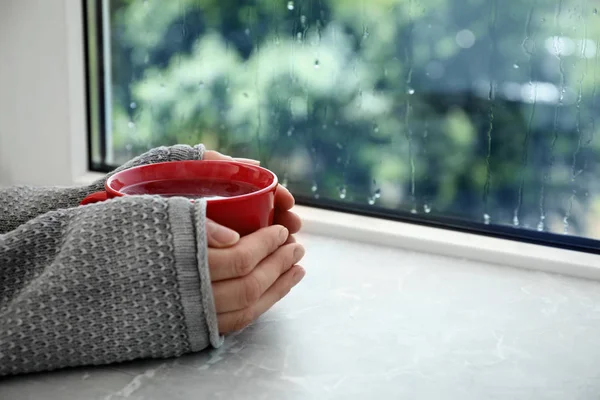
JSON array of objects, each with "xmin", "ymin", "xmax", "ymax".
[{"xmin": 81, "ymin": 160, "xmax": 278, "ymax": 236}]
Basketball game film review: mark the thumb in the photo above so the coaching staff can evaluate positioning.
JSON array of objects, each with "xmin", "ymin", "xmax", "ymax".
[{"xmin": 206, "ymin": 219, "xmax": 240, "ymax": 248}]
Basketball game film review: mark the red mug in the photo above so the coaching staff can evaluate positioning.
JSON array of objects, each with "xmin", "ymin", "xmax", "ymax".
[{"xmin": 81, "ymin": 160, "xmax": 278, "ymax": 236}]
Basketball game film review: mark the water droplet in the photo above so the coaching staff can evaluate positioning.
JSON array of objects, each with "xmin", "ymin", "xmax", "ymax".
[
  {"xmin": 287, "ymin": 1, "xmax": 294, "ymax": 11},
  {"xmin": 282, "ymin": 178, "xmax": 289, "ymax": 188},
  {"xmin": 424, "ymin": 204, "xmax": 431, "ymax": 214},
  {"xmin": 314, "ymin": 193, "xmax": 320, "ymax": 199},
  {"xmin": 125, "ymin": 144, "xmax": 132, "ymax": 151},
  {"xmin": 130, "ymin": 102, "xmax": 137, "ymax": 109},
  {"xmin": 198, "ymin": 81, "xmax": 205, "ymax": 88},
  {"xmin": 244, "ymin": 28, "xmax": 250, "ymax": 36},
  {"xmin": 300, "ymin": 15, "xmax": 307, "ymax": 25},
  {"xmin": 296, "ymin": 32, "xmax": 303, "ymax": 41},
  {"xmin": 243, "ymin": 92, "xmax": 249, "ymax": 98},
  {"xmin": 336, "ymin": 142, "xmax": 343, "ymax": 149},
  {"xmin": 374, "ymin": 189, "xmax": 381, "ymax": 199},
  {"xmin": 322, "ymin": 124, "xmax": 327, "ymax": 130},
  {"xmin": 407, "ymin": 88, "xmax": 415, "ymax": 95},
  {"xmin": 483, "ymin": 214, "xmax": 491, "ymax": 225},
  {"xmin": 314, "ymin": 59, "xmax": 320, "ymax": 69},
  {"xmin": 128, "ymin": 121, "xmax": 135, "ymax": 129},
  {"xmin": 541, "ymin": 17, "xmax": 546, "ymax": 22},
  {"xmin": 594, "ymin": 8, "xmax": 598, "ymax": 15},
  {"xmin": 513, "ymin": 215, "xmax": 520, "ymax": 227},
  {"xmin": 513, "ymin": 63, "xmax": 520, "ymax": 69},
  {"xmin": 537, "ymin": 221, "xmax": 545, "ymax": 232},
  {"xmin": 373, "ymin": 124, "xmax": 380, "ymax": 133},
  {"xmin": 311, "ymin": 183, "xmax": 318, "ymax": 192},
  {"xmin": 339, "ymin": 186, "xmax": 347, "ymax": 200},
  {"xmin": 368, "ymin": 198, "xmax": 376, "ymax": 205},
  {"xmin": 287, "ymin": 128, "xmax": 294, "ymax": 137},
  {"xmin": 411, "ymin": 208, "xmax": 418, "ymax": 215}
]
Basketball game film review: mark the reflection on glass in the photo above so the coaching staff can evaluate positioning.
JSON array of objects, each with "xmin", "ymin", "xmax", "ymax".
[{"xmin": 98, "ymin": 0, "xmax": 600, "ymax": 241}]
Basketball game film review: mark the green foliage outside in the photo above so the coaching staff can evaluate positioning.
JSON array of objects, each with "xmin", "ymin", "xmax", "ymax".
[{"xmin": 100, "ymin": 0, "xmax": 600, "ymax": 239}]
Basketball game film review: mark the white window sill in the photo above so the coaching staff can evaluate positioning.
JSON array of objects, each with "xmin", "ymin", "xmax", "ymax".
[{"xmin": 75, "ymin": 171, "xmax": 599, "ymax": 282}]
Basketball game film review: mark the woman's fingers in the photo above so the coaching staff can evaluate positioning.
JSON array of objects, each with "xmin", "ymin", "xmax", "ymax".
[
  {"xmin": 285, "ymin": 235, "xmax": 297, "ymax": 245},
  {"xmin": 205, "ymin": 219, "xmax": 240, "ymax": 248},
  {"xmin": 208, "ymin": 225, "xmax": 289, "ymax": 281},
  {"xmin": 203, "ymin": 150, "xmax": 260, "ymax": 166},
  {"xmin": 274, "ymin": 210, "xmax": 302, "ymax": 234},
  {"xmin": 212, "ymin": 243, "xmax": 305, "ymax": 313},
  {"xmin": 217, "ymin": 265, "xmax": 306, "ymax": 334},
  {"xmin": 275, "ymin": 185, "xmax": 295, "ymax": 211}
]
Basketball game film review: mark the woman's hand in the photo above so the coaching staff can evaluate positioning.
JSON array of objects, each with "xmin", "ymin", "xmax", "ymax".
[
  {"xmin": 203, "ymin": 151, "xmax": 302, "ymax": 236},
  {"xmin": 205, "ymin": 219, "xmax": 305, "ymax": 333}
]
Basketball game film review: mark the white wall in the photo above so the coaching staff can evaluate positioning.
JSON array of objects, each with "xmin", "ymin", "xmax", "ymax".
[{"xmin": 0, "ymin": 0, "xmax": 87, "ymax": 186}]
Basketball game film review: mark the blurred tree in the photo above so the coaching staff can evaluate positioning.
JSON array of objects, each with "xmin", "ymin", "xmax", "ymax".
[{"xmin": 103, "ymin": 0, "xmax": 600, "ymax": 238}]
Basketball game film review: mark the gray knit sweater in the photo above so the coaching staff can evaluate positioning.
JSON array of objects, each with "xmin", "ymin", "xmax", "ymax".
[{"xmin": 0, "ymin": 145, "xmax": 222, "ymax": 377}]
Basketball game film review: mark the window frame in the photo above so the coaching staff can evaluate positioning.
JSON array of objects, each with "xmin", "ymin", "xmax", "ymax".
[{"xmin": 82, "ymin": 0, "xmax": 600, "ymax": 259}]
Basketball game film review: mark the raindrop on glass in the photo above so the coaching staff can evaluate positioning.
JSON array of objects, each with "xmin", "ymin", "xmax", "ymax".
[
  {"xmin": 311, "ymin": 183, "xmax": 318, "ymax": 192},
  {"xmin": 513, "ymin": 63, "xmax": 520, "ymax": 69},
  {"xmin": 410, "ymin": 208, "xmax": 418, "ymax": 214},
  {"xmin": 300, "ymin": 15, "xmax": 307, "ymax": 25},
  {"xmin": 336, "ymin": 142, "xmax": 343, "ymax": 149},
  {"xmin": 314, "ymin": 59, "xmax": 320, "ymax": 69},
  {"xmin": 424, "ymin": 204, "xmax": 431, "ymax": 214},
  {"xmin": 244, "ymin": 28, "xmax": 250, "ymax": 36},
  {"xmin": 282, "ymin": 177, "xmax": 289, "ymax": 188},
  {"xmin": 594, "ymin": 8, "xmax": 598, "ymax": 15},
  {"xmin": 483, "ymin": 214, "xmax": 491, "ymax": 225},
  {"xmin": 537, "ymin": 221, "xmax": 545, "ymax": 232},
  {"xmin": 198, "ymin": 81, "xmax": 205, "ymax": 88},
  {"xmin": 128, "ymin": 121, "xmax": 135, "ymax": 129},
  {"xmin": 374, "ymin": 189, "xmax": 381, "ymax": 199},
  {"xmin": 339, "ymin": 186, "xmax": 347, "ymax": 200},
  {"xmin": 130, "ymin": 102, "xmax": 137, "ymax": 109},
  {"xmin": 287, "ymin": 128, "xmax": 294, "ymax": 137},
  {"xmin": 243, "ymin": 92, "xmax": 249, "ymax": 98},
  {"xmin": 125, "ymin": 144, "xmax": 133, "ymax": 152},
  {"xmin": 373, "ymin": 124, "xmax": 380, "ymax": 133},
  {"xmin": 513, "ymin": 215, "xmax": 520, "ymax": 227},
  {"xmin": 407, "ymin": 88, "xmax": 415, "ymax": 95},
  {"xmin": 368, "ymin": 198, "xmax": 376, "ymax": 205},
  {"xmin": 287, "ymin": 1, "xmax": 294, "ymax": 11}
]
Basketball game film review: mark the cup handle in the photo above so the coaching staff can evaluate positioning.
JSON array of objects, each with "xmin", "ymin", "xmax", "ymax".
[{"xmin": 80, "ymin": 191, "xmax": 109, "ymax": 206}]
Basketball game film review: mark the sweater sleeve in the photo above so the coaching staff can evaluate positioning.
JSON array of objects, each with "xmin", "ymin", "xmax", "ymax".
[
  {"xmin": 0, "ymin": 195, "xmax": 221, "ymax": 377},
  {"xmin": 0, "ymin": 144, "xmax": 205, "ymax": 234}
]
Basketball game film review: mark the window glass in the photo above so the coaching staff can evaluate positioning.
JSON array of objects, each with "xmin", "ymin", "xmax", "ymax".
[{"xmin": 88, "ymin": 0, "xmax": 600, "ymax": 244}]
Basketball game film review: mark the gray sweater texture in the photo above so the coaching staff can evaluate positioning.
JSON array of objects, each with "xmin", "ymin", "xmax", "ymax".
[{"xmin": 0, "ymin": 144, "xmax": 222, "ymax": 377}]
